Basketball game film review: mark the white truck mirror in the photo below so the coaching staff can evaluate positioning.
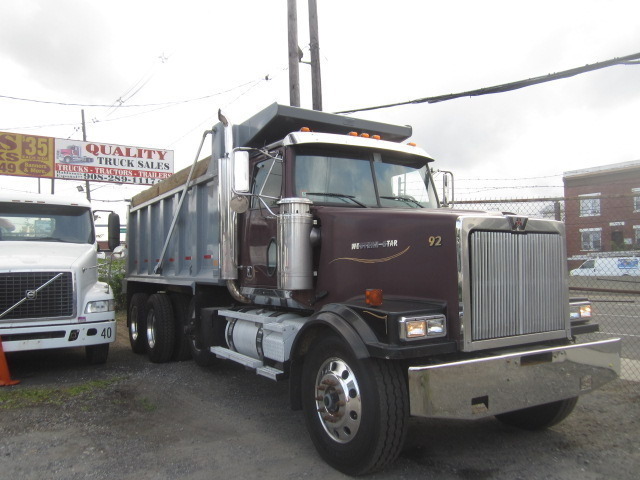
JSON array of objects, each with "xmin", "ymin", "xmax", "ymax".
[{"xmin": 233, "ymin": 151, "xmax": 250, "ymax": 193}]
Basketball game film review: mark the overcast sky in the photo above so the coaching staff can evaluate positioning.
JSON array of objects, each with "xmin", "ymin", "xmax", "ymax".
[{"xmin": 1, "ymin": 0, "xmax": 639, "ymax": 216}]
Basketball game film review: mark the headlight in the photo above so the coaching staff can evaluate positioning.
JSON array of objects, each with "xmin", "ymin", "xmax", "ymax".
[
  {"xmin": 570, "ymin": 300, "xmax": 591, "ymax": 321},
  {"xmin": 399, "ymin": 314, "xmax": 446, "ymax": 341},
  {"xmin": 85, "ymin": 299, "xmax": 115, "ymax": 313}
]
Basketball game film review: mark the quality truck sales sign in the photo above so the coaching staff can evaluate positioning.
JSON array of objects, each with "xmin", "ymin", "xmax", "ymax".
[{"xmin": 0, "ymin": 131, "xmax": 173, "ymax": 185}]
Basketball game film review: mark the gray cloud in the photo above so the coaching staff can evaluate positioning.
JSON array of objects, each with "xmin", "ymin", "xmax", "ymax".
[{"xmin": 0, "ymin": 1, "xmax": 127, "ymax": 100}]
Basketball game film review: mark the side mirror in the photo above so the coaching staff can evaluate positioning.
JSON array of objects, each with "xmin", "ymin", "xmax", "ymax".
[
  {"xmin": 233, "ymin": 150, "xmax": 250, "ymax": 193},
  {"xmin": 107, "ymin": 212, "xmax": 121, "ymax": 251}
]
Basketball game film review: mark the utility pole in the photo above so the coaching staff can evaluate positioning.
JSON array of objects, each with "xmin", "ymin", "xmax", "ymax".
[
  {"xmin": 308, "ymin": 0, "xmax": 322, "ymax": 110},
  {"xmin": 81, "ymin": 110, "xmax": 91, "ymax": 201},
  {"xmin": 287, "ymin": 0, "xmax": 301, "ymax": 107}
]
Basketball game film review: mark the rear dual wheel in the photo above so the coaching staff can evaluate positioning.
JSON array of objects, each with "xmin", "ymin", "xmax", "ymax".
[
  {"xmin": 187, "ymin": 294, "xmax": 217, "ymax": 367},
  {"xmin": 145, "ymin": 293, "xmax": 175, "ymax": 363},
  {"xmin": 302, "ymin": 335, "xmax": 408, "ymax": 476},
  {"xmin": 128, "ymin": 293, "xmax": 148, "ymax": 354}
]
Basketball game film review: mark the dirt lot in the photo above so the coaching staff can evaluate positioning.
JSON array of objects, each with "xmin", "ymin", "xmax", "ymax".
[{"xmin": 1, "ymin": 314, "xmax": 639, "ymax": 480}]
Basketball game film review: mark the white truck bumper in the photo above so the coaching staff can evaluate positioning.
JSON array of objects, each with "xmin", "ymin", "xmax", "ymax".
[
  {"xmin": 0, "ymin": 318, "xmax": 116, "ymax": 352},
  {"xmin": 408, "ymin": 338, "xmax": 621, "ymax": 419}
]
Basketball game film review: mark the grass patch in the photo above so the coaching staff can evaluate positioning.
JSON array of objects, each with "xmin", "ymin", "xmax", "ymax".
[
  {"xmin": 138, "ymin": 397, "xmax": 157, "ymax": 412},
  {"xmin": 0, "ymin": 377, "xmax": 120, "ymax": 410}
]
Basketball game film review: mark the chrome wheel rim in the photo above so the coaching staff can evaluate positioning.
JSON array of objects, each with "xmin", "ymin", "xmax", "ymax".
[
  {"xmin": 130, "ymin": 306, "xmax": 139, "ymax": 341},
  {"xmin": 314, "ymin": 357, "xmax": 362, "ymax": 444},
  {"xmin": 146, "ymin": 311, "xmax": 156, "ymax": 349}
]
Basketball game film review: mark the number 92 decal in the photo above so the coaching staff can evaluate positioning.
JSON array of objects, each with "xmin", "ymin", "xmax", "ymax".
[{"xmin": 428, "ymin": 235, "xmax": 442, "ymax": 247}]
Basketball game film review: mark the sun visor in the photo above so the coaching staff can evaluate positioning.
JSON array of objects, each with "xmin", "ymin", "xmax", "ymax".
[{"xmin": 234, "ymin": 103, "xmax": 412, "ymax": 148}]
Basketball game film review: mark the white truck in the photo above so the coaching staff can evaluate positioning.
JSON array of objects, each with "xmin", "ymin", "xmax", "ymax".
[{"xmin": 0, "ymin": 192, "xmax": 120, "ymax": 363}]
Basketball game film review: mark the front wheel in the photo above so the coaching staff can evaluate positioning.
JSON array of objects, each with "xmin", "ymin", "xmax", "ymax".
[
  {"xmin": 495, "ymin": 397, "xmax": 579, "ymax": 430},
  {"xmin": 85, "ymin": 344, "xmax": 109, "ymax": 364},
  {"xmin": 301, "ymin": 335, "xmax": 408, "ymax": 475}
]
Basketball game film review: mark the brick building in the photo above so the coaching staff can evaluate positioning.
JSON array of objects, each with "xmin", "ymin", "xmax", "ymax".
[{"xmin": 563, "ymin": 160, "xmax": 640, "ymax": 265}]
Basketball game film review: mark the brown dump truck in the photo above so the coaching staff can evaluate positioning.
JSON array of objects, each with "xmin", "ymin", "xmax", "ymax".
[{"xmin": 123, "ymin": 103, "xmax": 620, "ymax": 475}]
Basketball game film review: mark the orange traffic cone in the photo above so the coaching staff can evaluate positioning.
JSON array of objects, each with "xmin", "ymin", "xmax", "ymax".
[{"xmin": 0, "ymin": 336, "xmax": 20, "ymax": 386}]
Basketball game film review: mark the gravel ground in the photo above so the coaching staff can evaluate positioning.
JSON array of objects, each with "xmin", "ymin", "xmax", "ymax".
[{"xmin": 1, "ymin": 315, "xmax": 638, "ymax": 480}]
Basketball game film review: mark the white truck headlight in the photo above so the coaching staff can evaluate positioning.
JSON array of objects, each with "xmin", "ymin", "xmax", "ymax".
[
  {"xmin": 85, "ymin": 299, "xmax": 115, "ymax": 314},
  {"xmin": 399, "ymin": 315, "xmax": 446, "ymax": 341}
]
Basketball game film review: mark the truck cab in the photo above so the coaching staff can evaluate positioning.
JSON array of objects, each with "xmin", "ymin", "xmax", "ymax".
[{"xmin": 0, "ymin": 192, "xmax": 119, "ymax": 364}]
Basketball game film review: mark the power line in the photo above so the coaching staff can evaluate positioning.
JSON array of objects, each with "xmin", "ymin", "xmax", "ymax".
[
  {"xmin": 0, "ymin": 79, "xmax": 259, "ymax": 110},
  {"xmin": 335, "ymin": 51, "xmax": 640, "ymax": 114}
]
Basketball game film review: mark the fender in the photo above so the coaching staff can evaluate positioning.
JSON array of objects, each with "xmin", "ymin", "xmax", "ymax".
[
  {"xmin": 298, "ymin": 303, "xmax": 378, "ymax": 359},
  {"xmin": 288, "ymin": 303, "xmax": 377, "ymax": 410}
]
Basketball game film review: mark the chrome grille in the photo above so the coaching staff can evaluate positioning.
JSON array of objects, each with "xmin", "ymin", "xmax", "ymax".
[
  {"xmin": 0, "ymin": 272, "xmax": 73, "ymax": 321},
  {"xmin": 470, "ymin": 232, "xmax": 565, "ymax": 342}
]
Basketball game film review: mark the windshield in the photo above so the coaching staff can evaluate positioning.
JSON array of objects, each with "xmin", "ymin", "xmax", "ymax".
[
  {"xmin": 294, "ymin": 147, "xmax": 437, "ymax": 208},
  {"xmin": 0, "ymin": 202, "xmax": 94, "ymax": 244}
]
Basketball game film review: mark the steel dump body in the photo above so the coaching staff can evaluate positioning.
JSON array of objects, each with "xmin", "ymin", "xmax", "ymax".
[{"xmin": 127, "ymin": 158, "xmax": 224, "ymax": 289}]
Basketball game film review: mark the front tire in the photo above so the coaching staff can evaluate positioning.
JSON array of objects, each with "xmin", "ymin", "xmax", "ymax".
[
  {"xmin": 495, "ymin": 397, "xmax": 578, "ymax": 430},
  {"xmin": 145, "ymin": 293, "xmax": 175, "ymax": 363},
  {"xmin": 301, "ymin": 335, "xmax": 408, "ymax": 475},
  {"xmin": 85, "ymin": 344, "xmax": 109, "ymax": 364}
]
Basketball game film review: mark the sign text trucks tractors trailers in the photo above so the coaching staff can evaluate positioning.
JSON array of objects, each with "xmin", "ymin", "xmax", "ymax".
[
  {"xmin": 0, "ymin": 192, "xmax": 120, "ymax": 364},
  {"xmin": 123, "ymin": 104, "xmax": 620, "ymax": 475}
]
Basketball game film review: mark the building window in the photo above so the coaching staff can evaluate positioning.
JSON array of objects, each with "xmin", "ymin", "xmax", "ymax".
[
  {"xmin": 580, "ymin": 228, "xmax": 602, "ymax": 251},
  {"xmin": 635, "ymin": 226, "xmax": 640, "ymax": 246},
  {"xmin": 579, "ymin": 193, "xmax": 601, "ymax": 217},
  {"xmin": 633, "ymin": 188, "xmax": 640, "ymax": 212}
]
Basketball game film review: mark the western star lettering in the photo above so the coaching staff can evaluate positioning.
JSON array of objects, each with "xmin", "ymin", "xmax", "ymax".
[{"xmin": 351, "ymin": 240, "xmax": 398, "ymax": 250}]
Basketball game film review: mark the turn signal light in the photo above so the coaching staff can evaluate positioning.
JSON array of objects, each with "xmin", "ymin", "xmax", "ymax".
[
  {"xmin": 365, "ymin": 289, "xmax": 383, "ymax": 307},
  {"xmin": 372, "ymin": 135, "xmax": 381, "ymax": 140},
  {"xmin": 348, "ymin": 131, "xmax": 358, "ymax": 136},
  {"xmin": 300, "ymin": 127, "xmax": 311, "ymax": 132},
  {"xmin": 360, "ymin": 133, "xmax": 370, "ymax": 138},
  {"xmin": 407, "ymin": 142, "xmax": 417, "ymax": 147}
]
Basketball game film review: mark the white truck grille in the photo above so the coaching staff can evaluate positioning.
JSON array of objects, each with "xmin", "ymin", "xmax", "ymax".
[{"xmin": 0, "ymin": 272, "xmax": 74, "ymax": 321}]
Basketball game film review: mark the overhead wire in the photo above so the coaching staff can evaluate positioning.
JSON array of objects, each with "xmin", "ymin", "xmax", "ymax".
[{"xmin": 334, "ymin": 51, "xmax": 640, "ymax": 114}]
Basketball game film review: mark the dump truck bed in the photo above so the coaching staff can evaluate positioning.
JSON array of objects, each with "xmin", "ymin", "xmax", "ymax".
[{"xmin": 126, "ymin": 157, "xmax": 224, "ymax": 289}]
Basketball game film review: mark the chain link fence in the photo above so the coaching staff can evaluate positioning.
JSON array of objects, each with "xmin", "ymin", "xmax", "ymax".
[{"xmin": 452, "ymin": 195, "xmax": 640, "ymax": 392}]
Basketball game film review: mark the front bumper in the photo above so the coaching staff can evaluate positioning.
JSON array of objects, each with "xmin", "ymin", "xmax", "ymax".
[
  {"xmin": 408, "ymin": 338, "xmax": 621, "ymax": 419},
  {"xmin": 0, "ymin": 318, "xmax": 116, "ymax": 352}
]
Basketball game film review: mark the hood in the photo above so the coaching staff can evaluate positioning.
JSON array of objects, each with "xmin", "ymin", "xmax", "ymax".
[{"xmin": 0, "ymin": 241, "xmax": 96, "ymax": 271}]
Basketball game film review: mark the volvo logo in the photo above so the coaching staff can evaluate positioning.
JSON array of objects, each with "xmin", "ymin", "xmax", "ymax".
[
  {"xmin": 25, "ymin": 290, "xmax": 38, "ymax": 301},
  {"xmin": 506, "ymin": 215, "xmax": 528, "ymax": 232}
]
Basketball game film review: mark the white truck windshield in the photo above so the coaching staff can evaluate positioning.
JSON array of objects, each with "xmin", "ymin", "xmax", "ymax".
[
  {"xmin": 294, "ymin": 147, "xmax": 437, "ymax": 208},
  {"xmin": 0, "ymin": 202, "xmax": 94, "ymax": 244}
]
